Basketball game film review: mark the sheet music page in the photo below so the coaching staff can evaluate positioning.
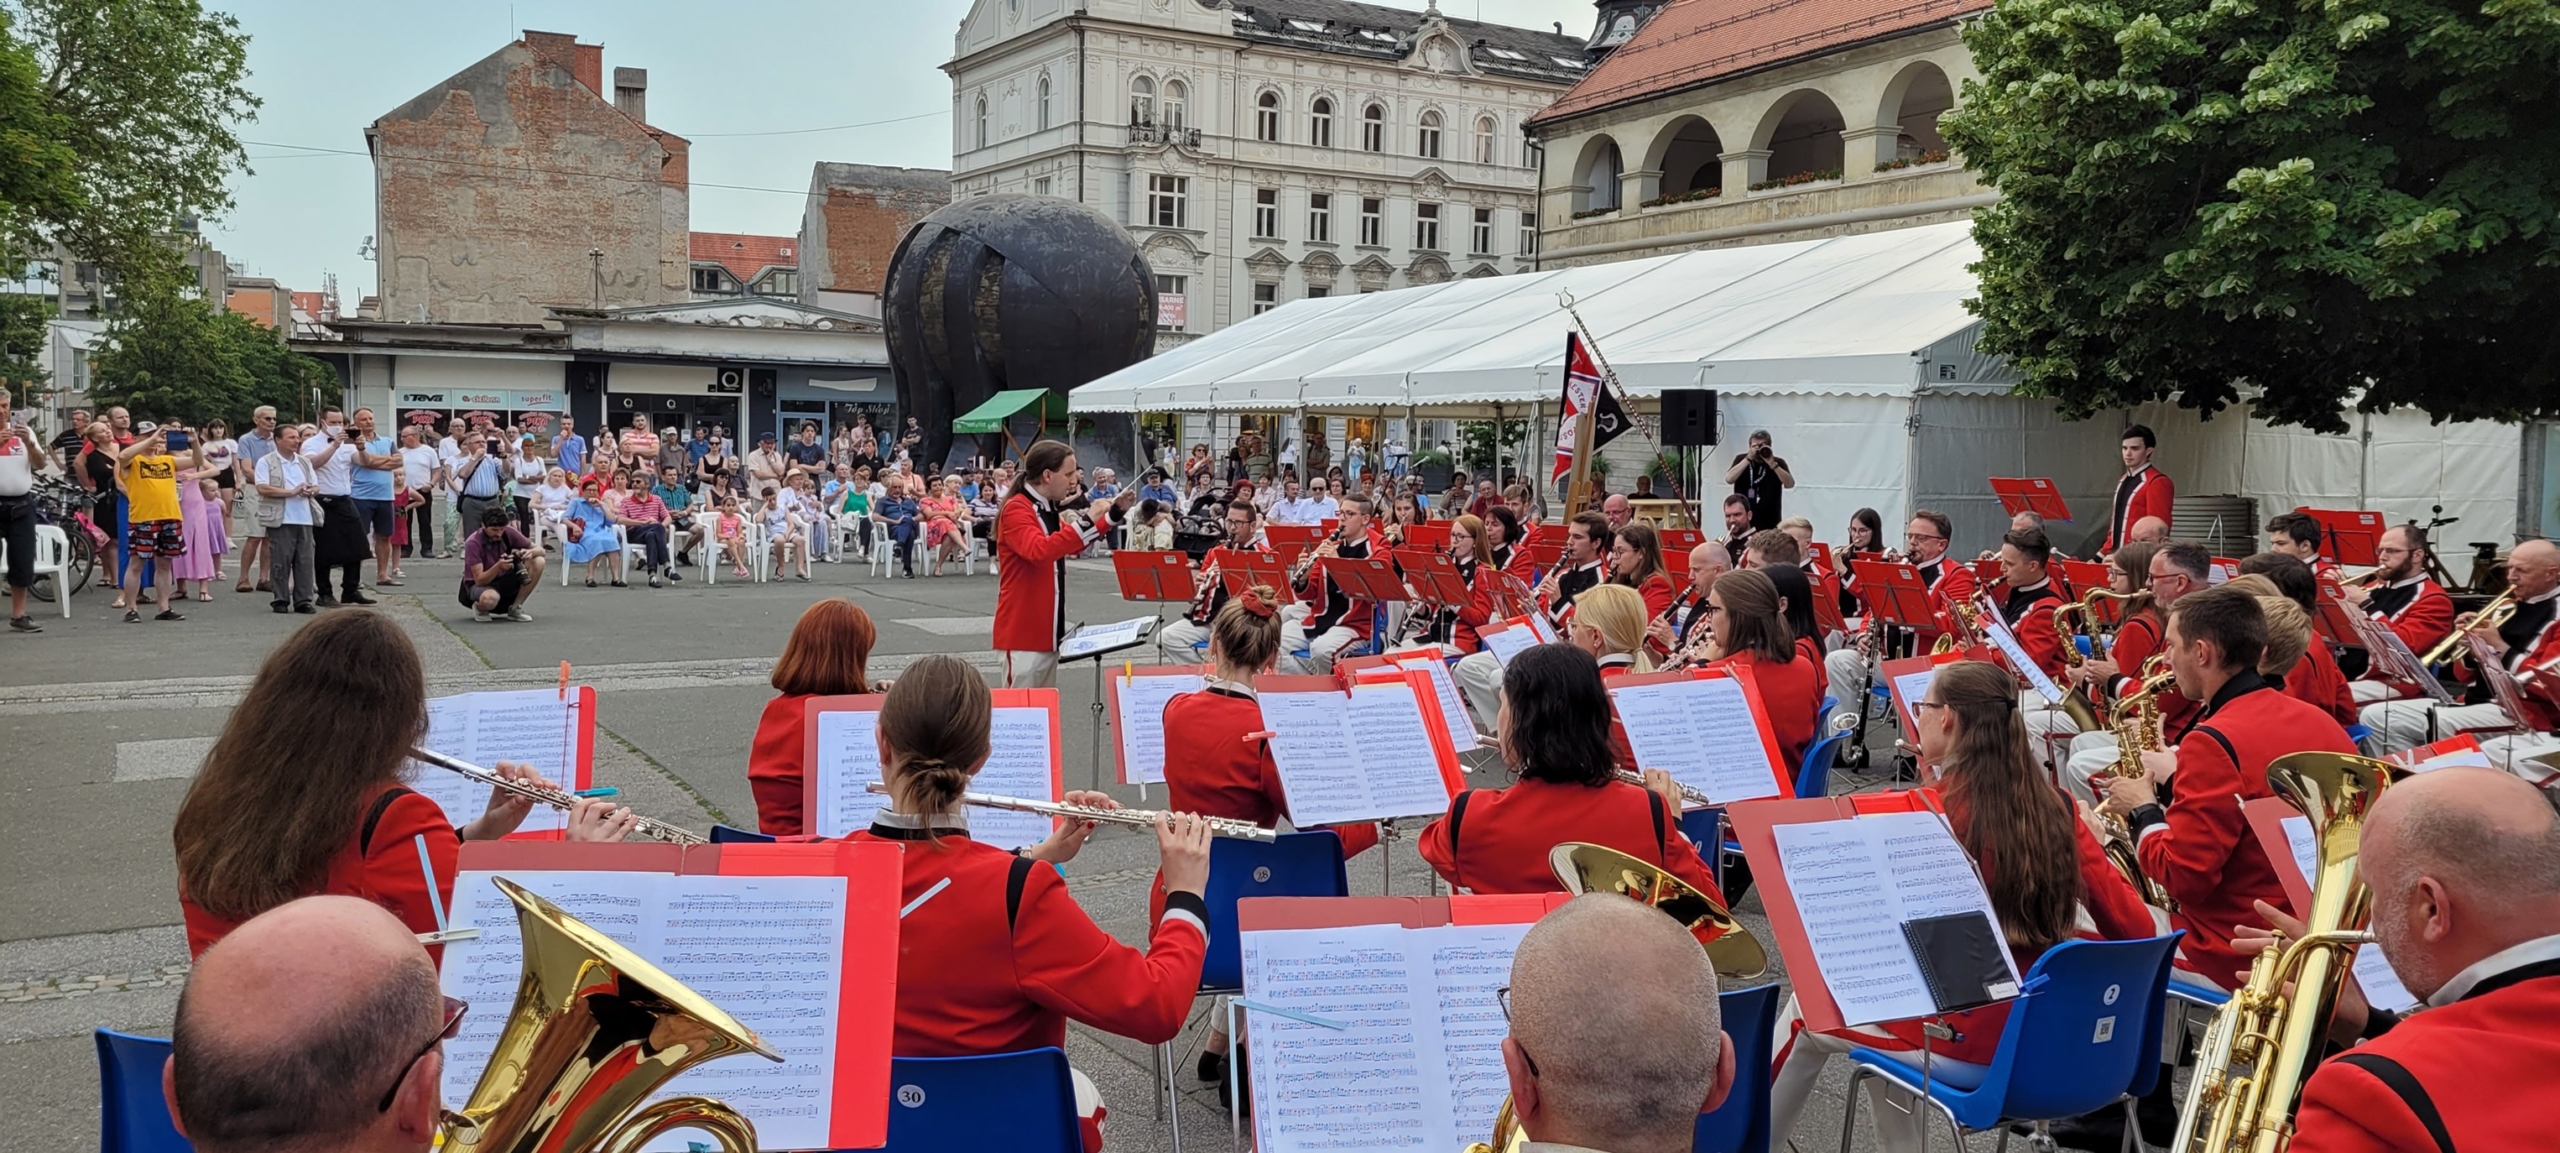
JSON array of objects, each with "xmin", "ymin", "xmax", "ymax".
[
  {"xmin": 1243, "ymin": 925, "xmax": 1448, "ymax": 1152},
  {"xmin": 647, "ymin": 874, "xmax": 849, "ymax": 1153},
  {"xmin": 1871, "ymin": 811, "xmax": 2020, "ymax": 991},
  {"xmin": 1526, "ymin": 614, "xmax": 1558, "ymax": 644},
  {"xmin": 1345, "ymin": 683, "xmax": 1457, "ymax": 819},
  {"xmin": 1611, "ymin": 679, "xmax": 1782, "ymax": 804},
  {"xmin": 1891, "ymin": 668, "xmax": 1940, "ymax": 723},
  {"xmin": 1419, "ymin": 923, "xmax": 1532, "ymax": 1141},
  {"xmin": 1259, "ymin": 690, "xmax": 1370, "ymax": 828},
  {"xmin": 410, "ymin": 689, "xmax": 576, "ymax": 833},
  {"xmin": 1398, "ymin": 656, "xmax": 1482, "ymax": 746},
  {"xmin": 970, "ymin": 706, "xmax": 1061, "ymax": 850},
  {"xmin": 1115, "ymin": 673, "xmax": 1204, "ymax": 785},
  {"xmin": 1060, "ymin": 616, "xmax": 1155, "ymax": 660},
  {"xmin": 1479, "ymin": 624, "xmax": 1535, "ymax": 669},
  {"xmin": 2280, "ymin": 816, "xmax": 2420, "ymax": 1013},
  {"xmin": 809, "ymin": 708, "xmax": 885, "ymax": 838},
  {"xmin": 1770, "ymin": 819, "xmax": 1937, "ymax": 1025},
  {"xmin": 438, "ymin": 869, "xmax": 667, "ymax": 1104},
  {"xmin": 1979, "ymin": 612, "xmax": 2065, "ymax": 700}
]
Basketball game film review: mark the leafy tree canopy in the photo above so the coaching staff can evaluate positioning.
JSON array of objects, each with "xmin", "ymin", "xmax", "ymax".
[
  {"xmin": 89, "ymin": 279, "xmax": 335, "ymax": 427},
  {"xmin": 1941, "ymin": 0, "xmax": 2560, "ymax": 431}
]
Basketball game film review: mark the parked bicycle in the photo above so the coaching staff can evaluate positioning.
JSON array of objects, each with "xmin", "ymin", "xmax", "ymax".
[{"xmin": 28, "ymin": 475, "xmax": 103, "ymax": 602}]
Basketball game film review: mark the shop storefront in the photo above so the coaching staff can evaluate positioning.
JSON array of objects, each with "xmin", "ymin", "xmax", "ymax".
[
  {"xmin": 772, "ymin": 373, "xmax": 895, "ymax": 447},
  {"xmin": 604, "ymin": 363, "xmax": 745, "ymax": 447}
]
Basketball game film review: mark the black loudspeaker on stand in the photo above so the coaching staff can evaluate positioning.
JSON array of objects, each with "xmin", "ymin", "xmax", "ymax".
[{"xmin": 1661, "ymin": 389, "xmax": 1718, "ymax": 447}]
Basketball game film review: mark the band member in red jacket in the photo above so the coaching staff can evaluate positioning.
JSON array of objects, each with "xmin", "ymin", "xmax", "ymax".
[
  {"xmin": 2101, "ymin": 425, "xmax": 2174, "ymax": 555},
  {"xmin": 994, "ymin": 440, "xmax": 1130, "ymax": 688},
  {"xmin": 2264, "ymin": 510, "xmax": 2342, "ymax": 581},
  {"xmin": 1284, "ymin": 493, "xmax": 1381, "ymax": 673},
  {"xmin": 1705, "ymin": 569, "xmax": 1824, "ymax": 773},
  {"xmin": 845, "ymin": 655, "xmax": 1212, "ymax": 1152},
  {"xmin": 2264, "ymin": 766, "xmax": 2560, "ymax": 1153},
  {"xmin": 2342, "ymin": 524, "xmax": 2457, "ymax": 703},
  {"xmin": 173, "ymin": 611, "xmax": 636, "ymax": 960},
  {"xmin": 746, "ymin": 598, "xmax": 880, "ymax": 836},
  {"xmin": 1770, "ymin": 661, "xmax": 2154, "ymax": 1152},
  {"xmin": 1997, "ymin": 527, "xmax": 2079, "ymax": 765},
  {"xmin": 1608, "ymin": 523, "xmax": 1678, "ymax": 620},
  {"xmin": 2062, "ymin": 542, "xmax": 2207, "ymax": 798},
  {"xmin": 1822, "ymin": 509, "xmax": 1971, "ymax": 714},
  {"xmin": 1419, "ymin": 644, "xmax": 1723, "ymax": 899},
  {"xmin": 2100, "ymin": 586, "xmax": 2356, "ymax": 987},
  {"xmin": 1153, "ymin": 498, "xmax": 1266, "ymax": 665},
  {"xmin": 1410, "ymin": 512, "xmax": 1498, "ymax": 654}
]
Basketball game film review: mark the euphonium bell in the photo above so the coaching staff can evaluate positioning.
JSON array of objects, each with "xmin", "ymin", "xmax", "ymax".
[
  {"xmin": 444, "ymin": 877, "xmax": 783, "ymax": 1153},
  {"xmin": 1549, "ymin": 842, "xmax": 1768, "ymax": 980}
]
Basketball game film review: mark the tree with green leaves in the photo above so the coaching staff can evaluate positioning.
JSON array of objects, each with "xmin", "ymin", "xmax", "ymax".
[
  {"xmin": 89, "ymin": 283, "xmax": 335, "ymax": 427},
  {"xmin": 0, "ymin": 0, "xmax": 255, "ymax": 283},
  {"xmin": 0, "ymin": 293, "xmax": 48, "ymax": 406},
  {"xmin": 1941, "ymin": 0, "xmax": 2560, "ymax": 431}
]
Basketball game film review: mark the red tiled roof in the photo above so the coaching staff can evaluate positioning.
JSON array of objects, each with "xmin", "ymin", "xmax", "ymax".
[
  {"xmin": 1528, "ymin": 0, "xmax": 1987, "ymax": 125},
  {"xmin": 291, "ymin": 291, "xmax": 325, "ymax": 316},
  {"xmin": 689, "ymin": 231, "xmax": 797, "ymax": 284}
]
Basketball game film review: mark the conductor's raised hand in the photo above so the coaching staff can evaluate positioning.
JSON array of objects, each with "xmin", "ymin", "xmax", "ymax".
[
  {"xmin": 1156, "ymin": 812, "xmax": 1214, "ymax": 896},
  {"xmin": 460, "ymin": 760, "xmax": 545, "ymax": 840},
  {"xmin": 565, "ymin": 796, "xmax": 642, "ymax": 842}
]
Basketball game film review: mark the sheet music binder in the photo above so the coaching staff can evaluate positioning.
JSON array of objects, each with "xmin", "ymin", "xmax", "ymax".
[{"xmin": 1903, "ymin": 912, "xmax": 2018, "ymax": 1012}]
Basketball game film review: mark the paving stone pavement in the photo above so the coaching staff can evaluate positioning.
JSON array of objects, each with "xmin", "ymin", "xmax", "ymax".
[{"xmin": 0, "ymin": 548, "xmax": 2014, "ymax": 1152}]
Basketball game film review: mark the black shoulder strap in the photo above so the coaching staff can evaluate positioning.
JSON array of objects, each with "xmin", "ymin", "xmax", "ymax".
[
  {"xmin": 1646, "ymin": 788, "xmax": 1670, "ymax": 859},
  {"xmin": 2335, "ymin": 1052, "xmax": 2455, "ymax": 1153},
  {"xmin": 2190, "ymin": 724, "xmax": 2239, "ymax": 768},
  {"xmin": 1445, "ymin": 790, "xmax": 1475, "ymax": 892},
  {"xmin": 1005, "ymin": 853, "xmax": 1037, "ymax": 930},
  {"xmin": 358, "ymin": 786, "xmax": 414, "ymax": 856}
]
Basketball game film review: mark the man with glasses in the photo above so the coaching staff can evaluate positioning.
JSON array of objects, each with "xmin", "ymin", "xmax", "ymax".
[
  {"xmin": 1823, "ymin": 509, "xmax": 1973, "ymax": 715},
  {"xmin": 1155, "ymin": 499, "xmax": 1269, "ymax": 664},
  {"xmin": 164, "ymin": 896, "xmax": 462, "ymax": 1153},
  {"xmin": 1494, "ymin": 894, "xmax": 1734, "ymax": 1153},
  {"xmin": 2361, "ymin": 538, "xmax": 2560, "ymax": 770},
  {"xmin": 2342, "ymin": 523, "xmax": 2458, "ymax": 702}
]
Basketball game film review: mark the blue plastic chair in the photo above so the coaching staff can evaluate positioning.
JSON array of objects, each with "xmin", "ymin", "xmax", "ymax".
[
  {"xmin": 1679, "ymin": 807, "xmax": 1725, "ymax": 892},
  {"xmin": 880, "ymin": 1047, "xmax": 1080, "ymax": 1152},
  {"xmin": 2345, "ymin": 723, "xmax": 2374, "ymax": 751},
  {"xmin": 1695, "ymin": 982, "xmax": 1783, "ymax": 1153},
  {"xmin": 96, "ymin": 1030, "xmax": 190, "ymax": 1153},
  {"xmin": 1162, "ymin": 830, "xmax": 1351, "ymax": 1135},
  {"xmin": 1795, "ymin": 727, "xmax": 1849, "ymax": 801},
  {"xmin": 708, "ymin": 824, "xmax": 776, "ymax": 843},
  {"xmin": 1839, "ymin": 933, "xmax": 2182, "ymax": 1152},
  {"xmin": 1813, "ymin": 693, "xmax": 1840, "ymax": 737}
]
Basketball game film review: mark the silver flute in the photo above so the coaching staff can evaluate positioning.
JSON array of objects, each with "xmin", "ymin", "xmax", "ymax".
[
  {"xmin": 411, "ymin": 746, "xmax": 706, "ymax": 845},
  {"xmin": 865, "ymin": 782, "xmax": 1276, "ymax": 842},
  {"xmin": 1474, "ymin": 732, "xmax": 1713, "ymax": 806}
]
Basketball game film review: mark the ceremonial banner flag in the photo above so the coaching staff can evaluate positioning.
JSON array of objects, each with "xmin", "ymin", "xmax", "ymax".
[{"xmin": 1550, "ymin": 331, "xmax": 1630, "ymax": 482}]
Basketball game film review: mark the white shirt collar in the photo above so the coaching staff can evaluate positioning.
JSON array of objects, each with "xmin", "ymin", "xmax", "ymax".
[
  {"xmin": 2011, "ymin": 579, "xmax": 2050, "ymax": 596},
  {"xmin": 1204, "ymin": 674, "xmax": 1258, "ymax": 699},
  {"xmin": 873, "ymin": 807, "xmax": 970, "ymax": 832},
  {"xmin": 2526, "ymin": 586, "xmax": 2560, "ymax": 606},
  {"xmin": 1597, "ymin": 652, "xmax": 1636, "ymax": 668},
  {"xmin": 2426, "ymin": 932, "xmax": 2560, "ymax": 1007},
  {"xmin": 2388, "ymin": 574, "xmax": 2428, "ymax": 591}
]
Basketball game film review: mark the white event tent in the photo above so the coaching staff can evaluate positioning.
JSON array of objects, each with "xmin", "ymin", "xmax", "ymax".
[{"xmin": 1072, "ymin": 221, "xmax": 2524, "ymax": 559}]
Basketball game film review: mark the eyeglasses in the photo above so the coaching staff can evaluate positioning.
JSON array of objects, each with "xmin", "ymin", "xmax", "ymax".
[
  {"xmin": 1914, "ymin": 700, "xmax": 1949, "ymax": 714},
  {"xmin": 1495, "ymin": 985, "xmax": 1539, "ymax": 1078},
  {"xmin": 1906, "ymin": 532, "xmax": 1945, "ymax": 543},
  {"xmin": 1704, "ymin": 601, "xmax": 1725, "ymax": 614},
  {"xmin": 377, "ymin": 995, "xmax": 469, "ymax": 1112}
]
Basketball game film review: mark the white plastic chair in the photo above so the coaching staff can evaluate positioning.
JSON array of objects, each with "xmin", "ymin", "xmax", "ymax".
[
  {"xmin": 558, "ymin": 524, "xmax": 629, "ymax": 587},
  {"xmin": 868, "ymin": 520, "xmax": 899, "ymax": 577},
  {"xmin": 5, "ymin": 525, "xmax": 75, "ymax": 618}
]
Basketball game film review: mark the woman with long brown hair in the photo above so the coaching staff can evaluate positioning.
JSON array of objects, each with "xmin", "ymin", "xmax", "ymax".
[
  {"xmin": 1765, "ymin": 661, "xmax": 2153, "ymax": 1153},
  {"xmin": 747, "ymin": 598, "xmax": 882, "ymax": 835},
  {"xmin": 1704, "ymin": 569, "xmax": 1824, "ymax": 770},
  {"xmin": 173, "ymin": 612, "xmax": 636, "ymax": 958},
  {"xmin": 1608, "ymin": 523, "xmax": 1677, "ymax": 619},
  {"xmin": 846, "ymin": 654, "xmax": 1212, "ymax": 1152}
]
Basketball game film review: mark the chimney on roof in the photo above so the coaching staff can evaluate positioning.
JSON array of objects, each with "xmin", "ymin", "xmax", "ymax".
[{"xmin": 614, "ymin": 67, "xmax": 648, "ymax": 123}]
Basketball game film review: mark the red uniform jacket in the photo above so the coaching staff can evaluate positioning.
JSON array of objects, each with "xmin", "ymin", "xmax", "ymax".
[
  {"xmin": 1600, "ymin": 655, "xmax": 1640, "ymax": 770},
  {"xmin": 2282, "ymin": 640, "xmax": 2359, "ymax": 728},
  {"xmin": 747, "ymin": 692, "xmax": 817, "ymax": 836},
  {"xmin": 1851, "ymin": 785, "xmax": 2155, "ymax": 1064},
  {"xmin": 2102, "ymin": 466, "xmax": 2174, "ymax": 553},
  {"xmin": 1921, "ymin": 555, "xmax": 1978, "ymax": 627},
  {"xmin": 846, "ymin": 823, "xmax": 1206, "ymax": 1055},
  {"xmin": 1157, "ymin": 686, "xmax": 1380, "ymax": 858},
  {"xmin": 1449, "ymin": 557, "xmax": 1496, "ymax": 652},
  {"xmin": 2130, "ymin": 673, "xmax": 2354, "ymax": 983},
  {"xmin": 2291, "ymin": 955, "xmax": 2560, "ymax": 1153},
  {"xmin": 180, "ymin": 783, "xmax": 457, "ymax": 960},
  {"xmin": 1713, "ymin": 649, "xmax": 1822, "ymax": 773},
  {"xmin": 2503, "ymin": 601, "xmax": 2560, "ymax": 731},
  {"xmin": 993, "ymin": 490, "xmax": 1110, "ymax": 652},
  {"xmin": 1630, "ymin": 572, "xmax": 1677, "ymax": 621},
  {"xmin": 2363, "ymin": 577, "xmax": 2457, "ymax": 669},
  {"xmin": 1417, "ymin": 776, "xmax": 1723, "ymax": 900},
  {"xmin": 1999, "ymin": 580, "xmax": 2071, "ymax": 682},
  {"xmin": 1299, "ymin": 535, "xmax": 1378, "ymax": 641}
]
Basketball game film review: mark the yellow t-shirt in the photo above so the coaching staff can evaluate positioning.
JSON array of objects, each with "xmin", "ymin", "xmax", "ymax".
[{"xmin": 122, "ymin": 454, "xmax": 182, "ymax": 523}]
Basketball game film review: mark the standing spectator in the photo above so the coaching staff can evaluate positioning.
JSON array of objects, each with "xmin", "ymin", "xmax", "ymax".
[
  {"xmin": 1385, "ymin": 433, "xmax": 1409, "ymax": 479},
  {"xmin": 615, "ymin": 477, "xmax": 675, "ymax": 588},
  {"xmin": 1185, "ymin": 443, "xmax": 1214, "ymax": 494},
  {"xmin": 878, "ymin": 476, "xmax": 920, "ymax": 578},
  {"xmin": 785, "ymin": 422, "xmax": 828, "ymax": 478},
  {"xmin": 617, "ymin": 417, "xmax": 659, "ymax": 475},
  {"xmin": 747, "ymin": 432, "xmax": 789, "ymax": 492},
  {"xmin": 0, "ymin": 397, "xmax": 40, "ymax": 631},
  {"xmin": 47, "ymin": 408, "xmax": 87, "ymax": 466},
  {"xmin": 107, "ymin": 405, "xmax": 134, "ymax": 445},
  {"xmin": 552, "ymin": 415, "xmax": 587, "ymax": 478},
  {"xmin": 348, "ymin": 409, "xmax": 401, "ymax": 589},
  {"xmin": 829, "ymin": 423, "xmax": 858, "ymax": 470},
  {"xmin": 79, "ymin": 421, "xmax": 132, "ymax": 608},
  {"xmin": 655, "ymin": 464, "xmax": 702, "ymax": 567},
  {"xmin": 1723, "ymin": 429, "xmax": 1794, "ymax": 531},
  {"xmin": 302, "ymin": 409, "xmax": 374, "ymax": 608},
  {"xmin": 435, "ymin": 416, "xmax": 467, "ymax": 556},
  {"xmin": 460, "ymin": 505, "xmax": 544, "ymax": 622},
  {"xmin": 1278, "ymin": 436, "xmax": 1300, "ymax": 478},
  {"xmin": 696, "ymin": 432, "xmax": 736, "ymax": 496},
  {"xmin": 1344, "ymin": 437, "xmax": 1367, "ymax": 488},
  {"xmin": 173, "ymin": 450, "xmax": 227, "ymax": 601},
  {"xmin": 1088, "ymin": 468, "xmax": 1123, "ymax": 551},
  {"xmin": 586, "ymin": 425, "xmax": 620, "ymax": 486},
  {"xmin": 396, "ymin": 426, "xmax": 440, "ymax": 563},
  {"xmin": 232, "ymin": 407, "xmax": 278, "ymax": 593},
  {"xmin": 508, "ymin": 435, "xmax": 547, "ymax": 533},
  {"xmin": 253, "ymin": 423, "xmax": 320, "ymax": 613},
  {"xmin": 685, "ymin": 424, "xmax": 713, "ymax": 471},
  {"xmin": 199, "ymin": 419, "xmax": 238, "ymax": 556},
  {"xmin": 449, "ymin": 431, "xmax": 506, "ymax": 535},
  {"xmin": 118, "ymin": 423, "xmax": 197, "ymax": 622}
]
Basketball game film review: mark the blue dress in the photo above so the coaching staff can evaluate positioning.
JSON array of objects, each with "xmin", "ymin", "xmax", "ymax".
[{"xmin": 561, "ymin": 498, "xmax": 619, "ymax": 564}]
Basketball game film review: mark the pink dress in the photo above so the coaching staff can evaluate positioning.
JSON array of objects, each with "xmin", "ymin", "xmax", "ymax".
[{"xmin": 174, "ymin": 478, "xmax": 225, "ymax": 580}]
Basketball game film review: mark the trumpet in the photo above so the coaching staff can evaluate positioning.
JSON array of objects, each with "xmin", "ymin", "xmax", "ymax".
[
  {"xmin": 2417, "ymin": 585, "xmax": 2516, "ymax": 666},
  {"xmin": 411, "ymin": 746, "xmax": 705, "ymax": 845},
  {"xmin": 862, "ymin": 782, "xmax": 1276, "ymax": 841}
]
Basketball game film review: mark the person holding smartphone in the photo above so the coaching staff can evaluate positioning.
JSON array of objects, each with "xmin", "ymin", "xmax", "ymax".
[{"xmin": 118, "ymin": 421, "xmax": 200, "ymax": 623}]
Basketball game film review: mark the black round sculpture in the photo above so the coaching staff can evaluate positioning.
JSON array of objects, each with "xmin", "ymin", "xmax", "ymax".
[{"xmin": 883, "ymin": 194, "xmax": 1157, "ymax": 472}]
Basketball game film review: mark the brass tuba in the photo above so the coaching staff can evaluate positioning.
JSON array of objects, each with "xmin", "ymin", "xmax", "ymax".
[
  {"xmin": 1462, "ymin": 844, "xmax": 1768, "ymax": 1153},
  {"xmin": 2172, "ymin": 752, "xmax": 2401, "ymax": 1153},
  {"xmin": 444, "ymin": 877, "xmax": 783, "ymax": 1153}
]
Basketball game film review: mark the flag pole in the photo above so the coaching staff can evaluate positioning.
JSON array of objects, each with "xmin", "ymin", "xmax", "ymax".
[{"xmin": 1558, "ymin": 291, "xmax": 1620, "ymax": 520}]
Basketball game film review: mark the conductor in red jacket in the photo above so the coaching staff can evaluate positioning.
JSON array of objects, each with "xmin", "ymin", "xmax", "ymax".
[
  {"xmin": 995, "ymin": 440, "xmax": 1131, "ymax": 688},
  {"xmin": 2100, "ymin": 424, "xmax": 2174, "ymax": 555},
  {"xmin": 2266, "ymin": 766, "xmax": 2560, "ymax": 1153},
  {"xmin": 2100, "ymin": 586, "xmax": 2355, "ymax": 987}
]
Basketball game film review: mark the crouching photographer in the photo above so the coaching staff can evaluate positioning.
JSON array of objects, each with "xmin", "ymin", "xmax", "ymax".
[{"xmin": 460, "ymin": 506, "xmax": 544, "ymax": 623}]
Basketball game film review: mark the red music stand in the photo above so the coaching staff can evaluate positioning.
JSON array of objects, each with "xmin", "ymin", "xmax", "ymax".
[
  {"xmin": 2297, "ymin": 507, "xmax": 2385, "ymax": 567},
  {"xmin": 1395, "ymin": 548, "xmax": 1473, "ymax": 605},
  {"xmin": 2054, "ymin": 559, "xmax": 2111, "ymax": 616},
  {"xmin": 1322, "ymin": 556, "xmax": 1412, "ymax": 603},
  {"xmin": 1971, "ymin": 558, "xmax": 2005, "ymax": 589},
  {"xmin": 1810, "ymin": 569, "xmax": 1846, "ymax": 635},
  {"xmin": 1860, "ymin": 561, "xmax": 1938, "ymax": 630},
  {"xmin": 1400, "ymin": 522, "xmax": 1450, "ymax": 550},
  {"xmin": 1111, "ymin": 550, "xmax": 1195, "ymax": 602},
  {"xmin": 1665, "ymin": 546, "xmax": 1691, "ymax": 583},
  {"xmin": 1524, "ymin": 538, "xmax": 1568, "ymax": 572},
  {"xmin": 1266, "ymin": 524, "xmax": 1325, "ymax": 565},
  {"xmin": 1989, "ymin": 477, "xmax": 2072, "ymax": 521},
  {"xmin": 1222, "ymin": 550, "xmax": 1291, "ymax": 598},
  {"xmin": 1805, "ymin": 540, "xmax": 1836, "ymax": 574},
  {"xmin": 1659, "ymin": 528, "xmax": 1705, "ymax": 556},
  {"xmin": 2312, "ymin": 578, "xmax": 2369, "ymax": 650}
]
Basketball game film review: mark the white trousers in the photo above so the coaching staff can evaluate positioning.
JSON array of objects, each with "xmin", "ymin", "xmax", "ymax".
[
  {"xmin": 1155, "ymin": 617, "xmax": 1209, "ymax": 665},
  {"xmin": 1002, "ymin": 649, "xmax": 1059, "ymax": 689},
  {"xmin": 1766, "ymin": 995, "xmax": 1988, "ymax": 1153},
  {"xmin": 2020, "ymin": 688, "xmax": 2083, "ymax": 772},
  {"xmin": 2062, "ymin": 730, "xmax": 2123, "ymax": 802},
  {"xmin": 1825, "ymin": 648, "xmax": 1873, "ymax": 720},
  {"xmin": 2349, "ymin": 679, "xmax": 2398, "ymax": 705},
  {"xmin": 2358, "ymin": 698, "xmax": 2505, "ymax": 755},
  {"xmin": 2479, "ymin": 733, "xmax": 2560, "ymax": 787},
  {"xmin": 1455, "ymin": 650, "xmax": 1505, "ymax": 734}
]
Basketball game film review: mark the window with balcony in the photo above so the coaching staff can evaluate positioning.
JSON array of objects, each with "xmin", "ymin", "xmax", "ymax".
[
  {"xmin": 1415, "ymin": 202, "xmax": 1441, "ymax": 251},
  {"xmin": 1254, "ymin": 187, "xmax": 1280, "ymax": 239},
  {"xmin": 1163, "ymin": 79, "xmax": 1188, "ymax": 130},
  {"xmin": 1308, "ymin": 193, "xmax": 1332, "ymax": 242},
  {"xmin": 1359, "ymin": 197, "xmax": 1383, "ymax": 246},
  {"xmin": 1130, "ymin": 76, "xmax": 1155, "ymax": 125},
  {"xmin": 1471, "ymin": 207, "xmax": 1493, "ymax": 255},
  {"xmin": 1256, "ymin": 91, "xmax": 1280, "ymax": 142},
  {"xmin": 1148, "ymin": 174, "xmax": 1188, "ymax": 228},
  {"xmin": 1361, "ymin": 103, "xmax": 1384, "ymax": 152}
]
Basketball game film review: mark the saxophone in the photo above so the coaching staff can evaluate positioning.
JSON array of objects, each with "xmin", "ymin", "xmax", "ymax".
[
  {"xmin": 2173, "ymin": 752, "xmax": 2401, "ymax": 1153},
  {"xmin": 2098, "ymin": 664, "xmax": 2179, "ymax": 910},
  {"xmin": 2053, "ymin": 588, "xmax": 2148, "ymax": 731}
]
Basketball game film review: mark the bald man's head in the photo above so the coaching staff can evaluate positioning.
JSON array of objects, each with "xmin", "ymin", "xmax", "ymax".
[
  {"xmin": 1505, "ymin": 894, "xmax": 1730, "ymax": 1153},
  {"xmin": 1688, "ymin": 542, "xmax": 1727, "ymax": 593},
  {"xmin": 2505, "ymin": 539, "xmax": 2560, "ymax": 599},
  {"xmin": 2130, "ymin": 516, "xmax": 2170, "ymax": 544},
  {"xmin": 2363, "ymin": 767, "xmax": 2560, "ymax": 1001},
  {"xmin": 168, "ymin": 896, "xmax": 445, "ymax": 1153},
  {"xmin": 1602, "ymin": 493, "xmax": 1633, "ymax": 528}
]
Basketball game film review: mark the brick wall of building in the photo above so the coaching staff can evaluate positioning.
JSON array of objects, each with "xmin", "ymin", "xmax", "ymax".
[{"xmin": 801, "ymin": 163, "xmax": 949, "ymax": 305}]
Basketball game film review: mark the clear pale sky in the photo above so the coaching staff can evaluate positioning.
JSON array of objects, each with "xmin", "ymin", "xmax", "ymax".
[{"xmin": 208, "ymin": 0, "xmax": 1593, "ymax": 297}]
